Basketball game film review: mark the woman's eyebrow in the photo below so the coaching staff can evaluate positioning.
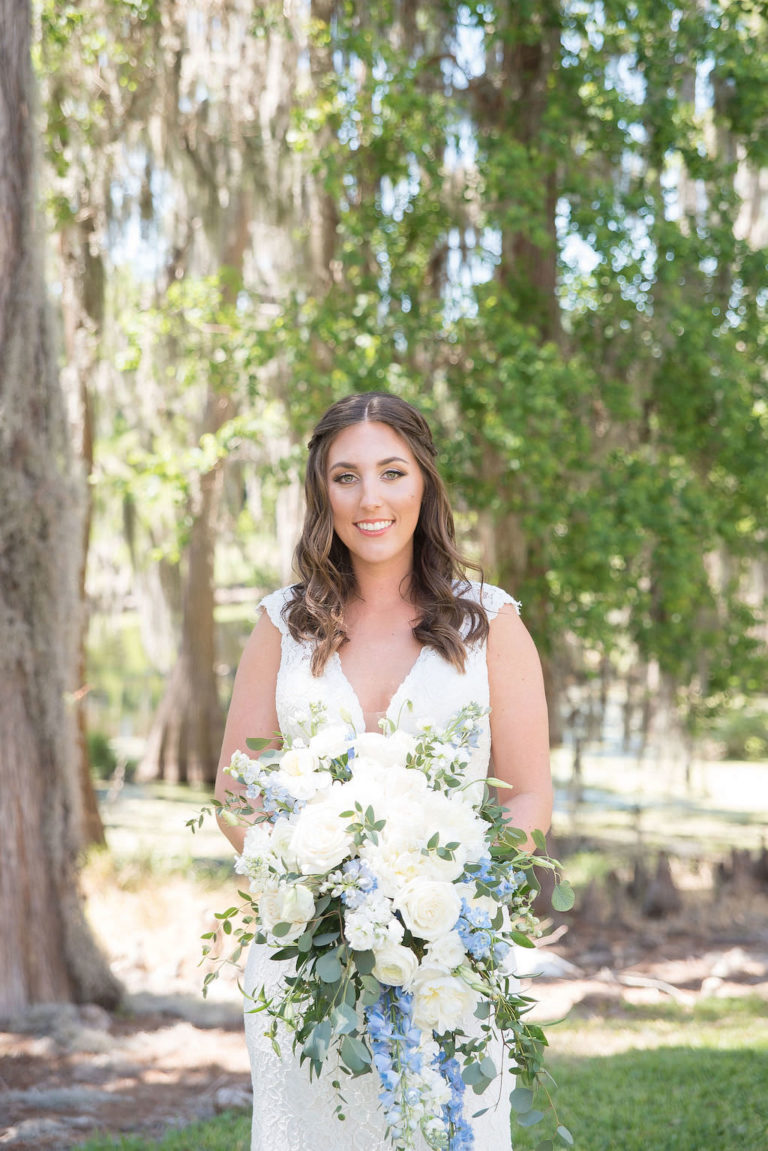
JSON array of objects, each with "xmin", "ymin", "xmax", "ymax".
[{"xmin": 329, "ymin": 455, "xmax": 409, "ymax": 469}]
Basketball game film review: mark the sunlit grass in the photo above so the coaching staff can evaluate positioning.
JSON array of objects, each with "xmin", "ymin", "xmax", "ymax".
[{"xmin": 81, "ymin": 1111, "xmax": 250, "ymax": 1151}]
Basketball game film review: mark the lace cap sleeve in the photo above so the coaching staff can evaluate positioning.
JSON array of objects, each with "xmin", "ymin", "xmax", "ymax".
[
  {"xmin": 258, "ymin": 586, "xmax": 295, "ymax": 636},
  {"xmin": 470, "ymin": 581, "xmax": 522, "ymax": 619}
]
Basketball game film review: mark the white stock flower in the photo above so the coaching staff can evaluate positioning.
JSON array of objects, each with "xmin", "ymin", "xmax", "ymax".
[
  {"xmin": 410, "ymin": 965, "xmax": 480, "ymax": 1033},
  {"xmin": 343, "ymin": 890, "xmax": 397, "ymax": 951},
  {"xmin": 395, "ymin": 877, "xmax": 462, "ymax": 941},
  {"xmin": 424, "ymin": 930, "xmax": 467, "ymax": 972},
  {"xmin": 371, "ymin": 941, "xmax": 419, "ymax": 987},
  {"xmin": 240, "ymin": 821, "xmax": 274, "ymax": 861},
  {"xmin": 259, "ymin": 882, "xmax": 315, "ymax": 942},
  {"xmin": 289, "ymin": 801, "xmax": 354, "ymax": 874},
  {"xmin": 227, "ymin": 749, "xmax": 261, "ymax": 785}
]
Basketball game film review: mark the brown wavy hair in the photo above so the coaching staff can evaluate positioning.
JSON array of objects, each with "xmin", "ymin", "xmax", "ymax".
[{"xmin": 283, "ymin": 392, "xmax": 489, "ymax": 674}]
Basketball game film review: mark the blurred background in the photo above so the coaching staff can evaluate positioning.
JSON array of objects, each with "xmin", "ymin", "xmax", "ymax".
[{"xmin": 1, "ymin": 1, "xmax": 767, "ymax": 1148}]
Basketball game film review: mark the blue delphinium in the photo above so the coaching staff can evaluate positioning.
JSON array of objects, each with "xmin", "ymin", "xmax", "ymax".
[
  {"xmin": 365, "ymin": 988, "xmax": 448, "ymax": 1147},
  {"xmin": 437, "ymin": 1050, "xmax": 474, "ymax": 1151},
  {"xmin": 340, "ymin": 858, "xmax": 377, "ymax": 908}
]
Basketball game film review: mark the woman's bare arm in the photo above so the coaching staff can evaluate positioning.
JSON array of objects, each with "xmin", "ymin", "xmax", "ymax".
[
  {"xmin": 487, "ymin": 603, "xmax": 554, "ymax": 848},
  {"xmin": 214, "ymin": 610, "xmax": 282, "ymax": 853}
]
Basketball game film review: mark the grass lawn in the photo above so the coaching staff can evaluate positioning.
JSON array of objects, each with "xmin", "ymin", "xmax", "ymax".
[{"xmin": 80, "ymin": 996, "xmax": 767, "ymax": 1151}]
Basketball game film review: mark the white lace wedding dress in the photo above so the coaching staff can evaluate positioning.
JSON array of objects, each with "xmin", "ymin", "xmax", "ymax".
[{"xmin": 243, "ymin": 582, "xmax": 520, "ymax": 1151}]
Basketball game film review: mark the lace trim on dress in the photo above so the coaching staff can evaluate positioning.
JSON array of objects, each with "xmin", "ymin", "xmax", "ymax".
[{"xmin": 258, "ymin": 581, "xmax": 520, "ymax": 636}]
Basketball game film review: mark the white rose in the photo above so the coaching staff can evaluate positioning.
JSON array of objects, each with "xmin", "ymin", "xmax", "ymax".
[
  {"xmin": 308, "ymin": 725, "xmax": 351, "ymax": 760},
  {"xmin": 274, "ymin": 747, "xmax": 333, "ymax": 801},
  {"xmin": 422, "ymin": 792, "xmax": 487, "ymax": 864},
  {"xmin": 425, "ymin": 930, "xmax": 467, "ymax": 972},
  {"xmin": 360, "ymin": 840, "xmax": 427, "ymax": 898},
  {"xmin": 353, "ymin": 730, "xmax": 415, "ymax": 768},
  {"xmin": 410, "ymin": 965, "xmax": 480, "ymax": 1033},
  {"xmin": 372, "ymin": 941, "xmax": 419, "ymax": 987},
  {"xmin": 279, "ymin": 747, "xmax": 319, "ymax": 776},
  {"xmin": 289, "ymin": 802, "xmax": 354, "ymax": 874},
  {"xmin": 395, "ymin": 878, "xmax": 462, "ymax": 941},
  {"xmin": 270, "ymin": 818, "xmax": 299, "ymax": 870},
  {"xmin": 259, "ymin": 883, "xmax": 315, "ymax": 942}
]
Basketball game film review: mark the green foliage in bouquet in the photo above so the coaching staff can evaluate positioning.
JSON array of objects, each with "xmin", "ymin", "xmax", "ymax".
[{"xmin": 190, "ymin": 704, "xmax": 573, "ymax": 1150}]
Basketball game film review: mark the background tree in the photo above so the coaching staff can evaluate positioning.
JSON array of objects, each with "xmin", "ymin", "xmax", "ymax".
[
  {"xmin": 0, "ymin": 0, "xmax": 120, "ymax": 1012},
  {"xmin": 36, "ymin": 0, "xmax": 768, "ymax": 787}
]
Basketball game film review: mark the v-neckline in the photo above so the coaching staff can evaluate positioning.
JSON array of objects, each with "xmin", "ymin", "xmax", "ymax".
[{"xmin": 334, "ymin": 647, "xmax": 429, "ymax": 733}]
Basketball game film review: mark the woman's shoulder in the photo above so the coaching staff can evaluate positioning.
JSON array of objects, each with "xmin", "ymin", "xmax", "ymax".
[
  {"xmin": 458, "ymin": 579, "xmax": 522, "ymax": 619},
  {"xmin": 258, "ymin": 584, "xmax": 299, "ymax": 635}
]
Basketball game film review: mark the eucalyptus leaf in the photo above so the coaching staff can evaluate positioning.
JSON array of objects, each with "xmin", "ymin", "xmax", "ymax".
[
  {"xmin": 509, "ymin": 1086, "xmax": 534, "ymax": 1113},
  {"xmin": 517, "ymin": 1109, "xmax": 545, "ymax": 1128},
  {"xmin": 552, "ymin": 881, "xmax": 575, "ymax": 912},
  {"xmin": 316, "ymin": 952, "xmax": 343, "ymax": 983},
  {"xmin": 352, "ymin": 949, "xmax": 376, "ymax": 975},
  {"xmin": 339, "ymin": 1034, "xmax": 372, "ymax": 1075}
]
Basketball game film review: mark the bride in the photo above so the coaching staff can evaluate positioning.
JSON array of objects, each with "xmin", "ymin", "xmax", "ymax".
[{"xmin": 215, "ymin": 392, "xmax": 553, "ymax": 1150}]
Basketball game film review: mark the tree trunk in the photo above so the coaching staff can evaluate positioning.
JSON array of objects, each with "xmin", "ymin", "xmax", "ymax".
[
  {"xmin": 59, "ymin": 211, "xmax": 107, "ymax": 847},
  {"xmin": 0, "ymin": 0, "xmax": 120, "ymax": 1012},
  {"xmin": 137, "ymin": 395, "xmax": 229, "ymax": 784}
]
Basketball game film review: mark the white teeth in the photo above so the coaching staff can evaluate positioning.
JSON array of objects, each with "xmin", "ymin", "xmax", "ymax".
[{"xmin": 356, "ymin": 520, "xmax": 393, "ymax": 532}]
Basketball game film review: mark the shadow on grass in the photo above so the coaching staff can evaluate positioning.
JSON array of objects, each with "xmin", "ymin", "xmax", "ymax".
[{"xmin": 513, "ymin": 1045, "xmax": 768, "ymax": 1151}]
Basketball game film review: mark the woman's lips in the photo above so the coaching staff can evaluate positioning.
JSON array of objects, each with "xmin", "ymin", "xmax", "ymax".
[{"xmin": 354, "ymin": 519, "xmax": 394, "ymax": 535}]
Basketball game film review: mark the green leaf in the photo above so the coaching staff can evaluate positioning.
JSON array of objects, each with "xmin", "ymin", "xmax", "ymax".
[
  {"xmin": 509, "ymin": 1086, "xmax": 534, "ymax": 1114},
  {"xmin": 303, "ymin": 1020, "xmax": 331, "ymax": 1064},
  {"xmin": 339, "ymin": 1034, "xmax": 372, "ymax": 1075},
  {"xmin": 517, "ymin": 1109, "xmax": 545, "ymax": 1128},
  {"xmin": 316, "ymin": 952, "xmax": 343, "ymax": 983},
  {"xmin": 352, "ymin": 949, "xmax": 376, "ymax": 975},
  {"xmin": 331, "ymin": 1002, "xmax": 358, "ymax": 1036},
  {"xmin": 531, "ymin": 829, "xmax": 548, "ymax": 853},
  {"xmin": 552, "ymin": 881, "xmax": 575, "ymax": 912},
  {"xmin": 313, "ymin": 930, "xmax": 340, "ymax": 947},
  {"xmin": 297, "ymin": 930, "xmax": 315, "ymax": 953},
  {"xmin": 557, "ymin": 1126, "xmax": 575, "ymax": 1146},
  {"xmin": 246, "ymin": 736, "xmax": 271, "ymax": 750},
  {"xmin": 271, "ymin": 921, "xmax": 293, "ymax": 937}
]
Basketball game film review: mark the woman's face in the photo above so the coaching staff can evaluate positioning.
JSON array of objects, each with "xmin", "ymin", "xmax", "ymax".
[{"xmin": 325, "ymin": 420, "xmax": 424, "ymax": 577}]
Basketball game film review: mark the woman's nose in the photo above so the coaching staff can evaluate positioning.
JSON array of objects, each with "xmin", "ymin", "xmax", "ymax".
[{"xmin": 359, "ymin": 478, "xmax": 383, "ymax": 508}]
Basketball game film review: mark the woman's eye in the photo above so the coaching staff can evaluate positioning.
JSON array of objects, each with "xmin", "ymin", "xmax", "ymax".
[
  {"xmin": 382, "ymin": 469, "xmax": 405, "ymax": 480},
  {"xmin": 332, "ymin": 472, "xmax": 356, "ymax": 484}
]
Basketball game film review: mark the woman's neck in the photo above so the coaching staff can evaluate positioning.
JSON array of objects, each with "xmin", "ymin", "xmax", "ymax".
[{"xmin": 349, "ymin": 558, "xmax": 415, "ymax": 609}]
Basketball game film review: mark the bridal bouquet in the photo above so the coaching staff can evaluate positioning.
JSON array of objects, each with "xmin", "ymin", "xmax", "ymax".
[{"xmin": 196, "ymin": 703, "xmax": 573, "ymax": 1151}]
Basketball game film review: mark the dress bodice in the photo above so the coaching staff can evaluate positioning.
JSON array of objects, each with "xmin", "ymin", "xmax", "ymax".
[
  {"xmin": 245, "ymin": 580, "xmax": 522, "ymax": 1151},
  {"xmin": 259, "ymin": 581, "xmax": 520, "ymax": 784}
]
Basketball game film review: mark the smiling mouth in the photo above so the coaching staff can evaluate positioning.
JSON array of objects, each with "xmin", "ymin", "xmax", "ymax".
[{"xmin": 355, "ymin": 520, "xmax": 394, "ymax": 534}]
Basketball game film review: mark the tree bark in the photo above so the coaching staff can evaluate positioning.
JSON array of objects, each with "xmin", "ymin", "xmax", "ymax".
[
  {"xmin": 136, "ymin": 397, "xmax": 228, "ymax": 785},
  {"xmin": 59, "ymin": 211, "xmax": 107, "ymax": 847},
  {"xmin": 0, "ymin": 0, "xmax": 120, "ymax": 1012}
]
